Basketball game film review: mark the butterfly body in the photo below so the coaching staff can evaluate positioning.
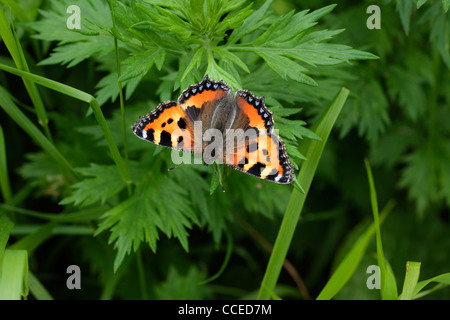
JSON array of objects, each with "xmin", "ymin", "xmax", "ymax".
[{"xmin": 132, "ymin": 75, "xmax": 294, "ymax": 184}]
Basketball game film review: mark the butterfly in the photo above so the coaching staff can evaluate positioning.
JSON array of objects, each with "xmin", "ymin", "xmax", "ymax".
[{"xmin": 131, "ymin": 75, "xmax": 294, "ymax": 184}]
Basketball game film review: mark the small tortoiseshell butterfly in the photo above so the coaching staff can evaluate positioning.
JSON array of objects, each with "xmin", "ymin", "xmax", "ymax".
[{"xmin": 131, "ymin": 75, "xmax": 294, "ymax": 184}]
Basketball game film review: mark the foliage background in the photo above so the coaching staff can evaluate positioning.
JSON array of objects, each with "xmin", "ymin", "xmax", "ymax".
[{"xmin": 0, "ymin": 0, "xmax": 449, "ymax": 299}]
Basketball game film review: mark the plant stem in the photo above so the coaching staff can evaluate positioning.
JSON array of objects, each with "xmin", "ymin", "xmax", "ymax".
[
  {"xmin": 0, "ymin": 63, "xmax": 131, "ymax": 185},
  {"xmin": 109, "ymin": 0, "xmax": 131, "ymax": 195},
  {"xmin": 428, "ymin": 47, "xmax": 440, "ymax": 146},
  {"xmin": 115, "ymin": 38, "xmax": 131, "ymax": 194},
  {"xmin": 136, "ymin": 249, "xmax": 148, "ymax": 299},
  {"xmin": 0, "ymin": 7, "xmax": 52, "ymax": 141}
]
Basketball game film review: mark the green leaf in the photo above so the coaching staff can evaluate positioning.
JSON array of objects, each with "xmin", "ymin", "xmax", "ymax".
[
  {"xmin": 316, "ymin": 201, "xmax": 394, "ymax": 300},
  {"xmin": 60, "ymin": 164, "xmax": 127, "ymax": 206},
  {"xmin": 95, "ymin": 174, "xmax": 197, "ymax": 271},
  {"xmin": 443, "ymin": 0, "xmax": 450, "ymax": 12},
  {"xmin": 38, "ymin": 40, "xmax": 113, "ymax": 68},
  {"xmin": 119, "ymin": 49, "xmax": 166, "ymax": 82},
  {"xmin": 228, "ymin": 0, "xmax": 273, "ymax": 44},
  {"xmin": 387, "ymin": 65, "xmax": 427, "ymax": 121},
  {"xmin": 213, "ymin": 47, "xmax": 249, "ymax": 73},
  {"xmin": 18, "ymin": 152, "xmax": 63, "ymax": 196},
  {"xmin": 256, "ymin": 51, "xmax": 317, "ymax": 86},
  {"xmin": 210, "ymin": 163, "xmax": 224, "ymax": 194},
  {"xmin": 95, "ymin": 72, "xmax": 120, "ymax": 106},
  {"xmin": 29, "ymin": 0, "xmax": 114, "ymax": 68},
  {"xmin": 370, "ymin": 126, "xmax": 415, "ymax": 169},
  {"xmin": 338, "ymin": 78, "xmax": 389, "ymax": 143},
  {"xmin": 396, "ymin": 0, "xmax": 414, "ymax": 35},
  {"xmin": 181, "ymin": 47, "xmax": 205, "ymax": 81},
  {"xmin": 214, "ymin": 3, "xmax": 253, "ymax": 36},
  {"xmin": 205, "ymin": 57, "xmax": 241, "ymax": 89},
  {"xmin": 417, "ymin": 0, "xmax": 429, "ymax": 9},
  {"xmin": 228, "ymin": 4, "xmax": 376, "ymax": 86},
  {"xmin": 399, "ymin": 142, "xmax": 439, "ymax": 215},
  {"xmin": 155, "ymin": 266, "xmax": 209, "ymax": 299},
  {"xmin": 429, "ymin": 4, "xmax": 450, "ymax": 70},
  {"xmin": 138, "ymin": 2, "xmax": 192, "ymax": 39}
]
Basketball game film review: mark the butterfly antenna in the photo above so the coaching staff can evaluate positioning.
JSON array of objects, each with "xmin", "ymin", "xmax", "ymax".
[
  {"xmin": 213, "ymin": 164, "xmax": 226, "ymax": 192},
  {"xmin": 168, "ymin": 163, "xmax": 186, "ymax": 171}
]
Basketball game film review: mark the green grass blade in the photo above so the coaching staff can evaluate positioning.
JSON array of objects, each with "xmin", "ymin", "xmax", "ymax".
[
  {"xmin": 413, "ymin": 273, "xmax": 450, "ymax": 299},
  {"xmin": 399, "ymin": 261, "xmax": 421, "ymax": 300},
  {"xmin": 0, "ymin": 203, "xmax": 105, "ymax": 222},
  {"xmin": 257, "ymin": 88, "xmax": 349, "ymax": 300},
  {"xmin": 0, "ymin": 249, "xmax": 28, "ymax": 299},
  {"xmin": 89, "ymin": 99, "xmax": 131, "ymax": 184},
  {"xmin": 0, "ymin": 64, "xmax": 131, "ymax": 184},
  {"xmin": 0, "ymin": 86, "xmax": 78, "ymax": 179},
  {"xmin": 11, "ymin": 224, "xmax": 93, "ymax": 236},
  {"xmin": 316, "ymin": 201, "xmax": 394, "ymax": 300},
  {"xmin": 0, "ymin": 6, "xmax": 51, "ymax": 139},
  {"xmin": 0, "ymin": 0, "xmax": 32, "ymax": 22},
  {"xmin": 364, "ymin": 158, "xmax": 390, "ymax": 299},
  {"xmin": 109, "ymin": 1, "xmax": 131, "ymax": 193},
  {"xmin": 384, "ymin": 258, "xmax": 399, "ymax": 300},
  {"xmin": 28, "ymin": 271, "xmax": 54, "ymax": 300},
  {"xmin": 0, "ymin": 124, "xmax": 12, "ymax": 202},
  {"xmin": 0, "ymin": 212, "xmax": 14, "ymax": 260},
  {"xmin": 0, "ymin": 63, "xmax": 91, "ymax": 102},
  {"xmin": 0, "ymin": 6, "xmax": 21, "ymax": 68},
  {"xmin": 8, "ymin": 222, "xmax": 56, "ymax": 254}
]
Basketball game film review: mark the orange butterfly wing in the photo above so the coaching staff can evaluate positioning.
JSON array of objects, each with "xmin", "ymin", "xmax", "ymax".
[
  {"xmin": 132, "ymin": 76, "xmax": 294, "ymax": 184},
  {"xmin": 131, "ymin": 75, "xmax": 230, "ymax": 153},
  {"xmin": 225, "ymin": 90, "xmax": 294, "ymax": 184},
  {"xmin": 132, "ymin": 101, "xmax": 194, "ymax": 152}
]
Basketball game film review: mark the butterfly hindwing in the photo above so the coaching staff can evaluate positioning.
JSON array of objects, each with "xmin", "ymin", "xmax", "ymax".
[
  {"xmin": 223, "ymin": 89, "xmax": 294, "ymax": 183},
  {"xmin": 225, "ymin": 130, "xmax": 294, "ymax": 184},
  {"xmin": 232, "ymin": 89, "xmax": 274, "ymax": 132}
]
